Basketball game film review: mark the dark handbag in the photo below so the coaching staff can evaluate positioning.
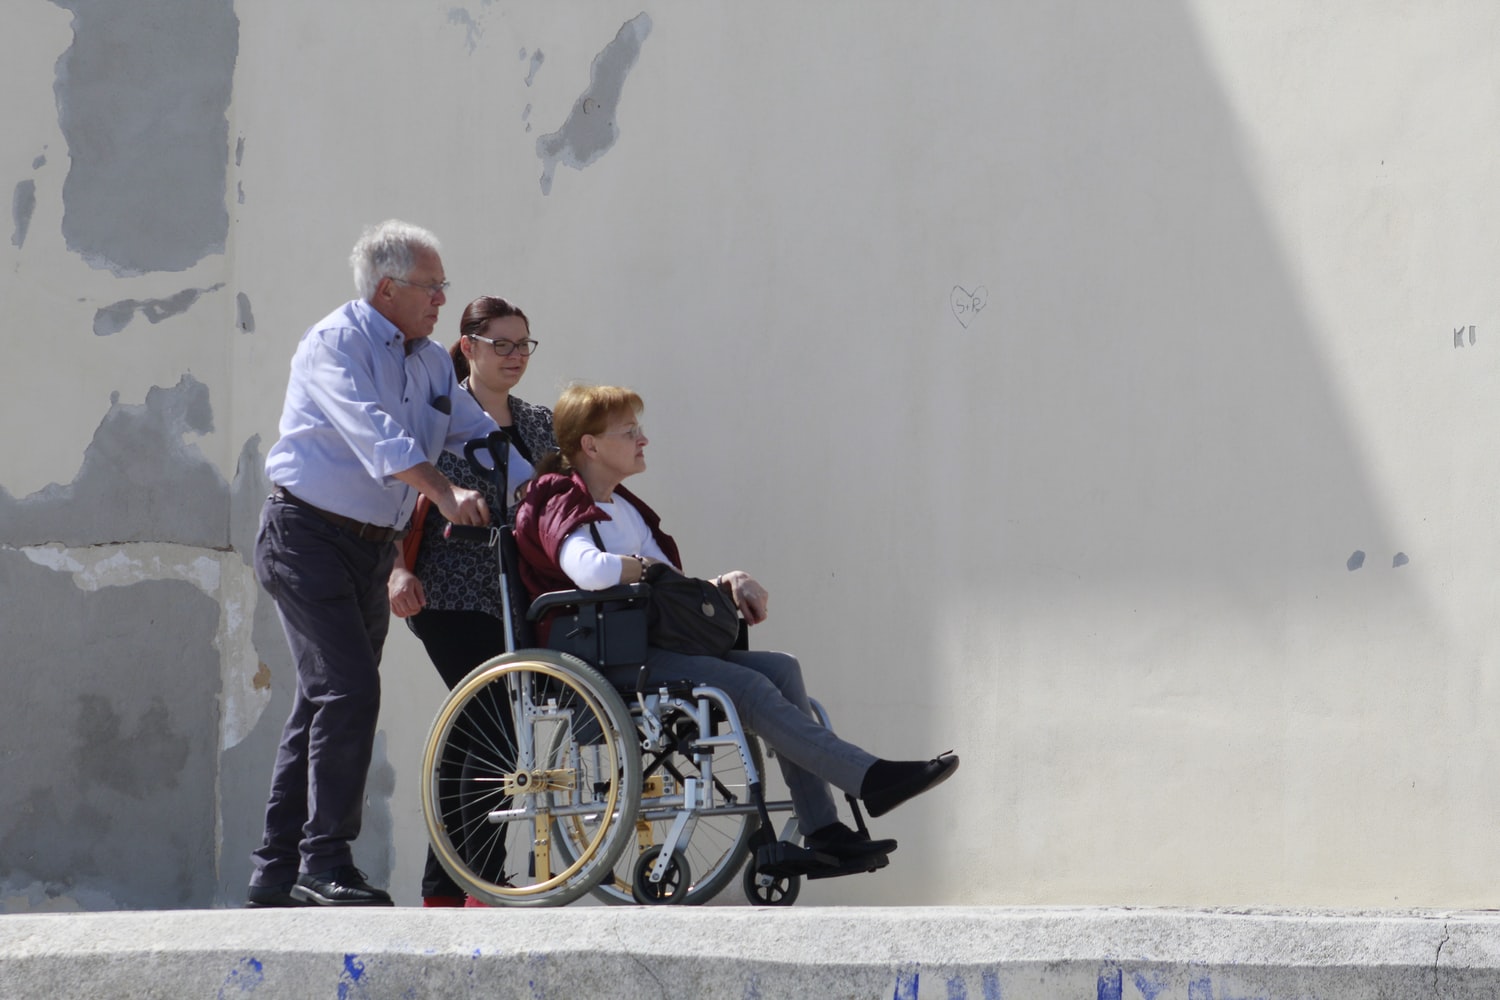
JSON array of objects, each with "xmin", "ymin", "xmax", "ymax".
[{"xmin": 643, "ymin": 562, "xmax": 740, "ymax": 658}]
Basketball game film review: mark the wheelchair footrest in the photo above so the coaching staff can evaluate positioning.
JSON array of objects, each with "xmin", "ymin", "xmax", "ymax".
[
  {"xmin": 753, "ymin": 841, "xmax": 892, "ymax": 880},
  {"xmin": 753, "ymin": 841, "xmax": 839, "ymax": 878},
  {"xmin": 805, "ymin": 852, "xmax": 891, "ymax": 880}
]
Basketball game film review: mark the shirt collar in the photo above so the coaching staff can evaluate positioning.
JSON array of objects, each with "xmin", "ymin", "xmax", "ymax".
[{"xmin": 352, "ymin": 298, "xmax": 408, "ymax": 353}]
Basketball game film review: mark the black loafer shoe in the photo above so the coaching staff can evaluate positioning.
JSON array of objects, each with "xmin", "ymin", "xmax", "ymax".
[
  {"xmin": 290, "ymin": 866, "xmax": 394, "ymax": 907},
  {"xmin": 804, "ymin": 821, "xmax": 898, "ymax": 860},
  {"xmin": 245, "ymin": 880, "xmax": 310, "ymax": 908},
  {"xmin": 860, "ymin": 753, "xmax": 960, "ymax": 818}
]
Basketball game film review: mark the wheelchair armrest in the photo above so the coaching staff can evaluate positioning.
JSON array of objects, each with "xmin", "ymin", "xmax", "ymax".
[{"xmin": 526, "ymin": 583, "xmax": 649, "ymax": 621}]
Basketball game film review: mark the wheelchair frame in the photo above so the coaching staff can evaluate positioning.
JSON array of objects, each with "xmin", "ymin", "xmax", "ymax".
[{"xmin": 418, "ymin": 431, "xmax": 884, "ymax": 907}]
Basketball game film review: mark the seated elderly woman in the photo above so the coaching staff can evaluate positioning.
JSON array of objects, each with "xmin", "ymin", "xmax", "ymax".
[{"xmin": 514, "ymin": 383, "xmax": 959, "ymax": 866}]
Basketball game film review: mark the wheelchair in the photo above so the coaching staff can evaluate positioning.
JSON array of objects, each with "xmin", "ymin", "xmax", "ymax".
[{"xmin": 418, "ymin": 432, "xmax": 888, "ymax": 907}]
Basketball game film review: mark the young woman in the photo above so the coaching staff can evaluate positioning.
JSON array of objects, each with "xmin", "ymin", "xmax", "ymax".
[
  {"xmin": 388, "ymin": 296, "xmax": 555, "ymax": 906},
  {"xmin": 514, "ymin": 383, "xmax": 959, "ymax": 866}
]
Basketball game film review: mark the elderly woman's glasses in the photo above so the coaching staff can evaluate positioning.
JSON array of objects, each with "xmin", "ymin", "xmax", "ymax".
[{"xmin": 466, "ymin": 333, "xmax": 539, "ymax": 357}]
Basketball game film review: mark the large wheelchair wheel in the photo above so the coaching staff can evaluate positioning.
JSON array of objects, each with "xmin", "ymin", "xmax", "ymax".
[
  {"xmin": 555, "ymin": 705, "xmax": 763, "ymax": 906},
  {"xmin": 421, "ymin": 649, "xmax": 642, "ymax": 907}
]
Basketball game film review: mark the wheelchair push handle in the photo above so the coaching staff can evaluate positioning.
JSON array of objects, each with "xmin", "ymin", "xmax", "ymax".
[
  {"xmin": 463, "ymin": 429, "xmax": 513, "ymax": 502},
  {"xmin": 443, "ymin": 522, "xmax": 500, "ymax": 546}
]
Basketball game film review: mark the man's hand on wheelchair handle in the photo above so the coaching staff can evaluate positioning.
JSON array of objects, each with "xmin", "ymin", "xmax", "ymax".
[{"xmin": 439, "ymin": 485, "xmax": 489, "ymax": 527}]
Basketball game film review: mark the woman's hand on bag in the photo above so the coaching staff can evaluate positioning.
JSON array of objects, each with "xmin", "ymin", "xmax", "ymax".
[
  {"xmin": 717, "ymin": 570, "xmax": 768, "ymax": 625},
  {"xmin": 389, "ymin": 565, "xmax": 427, "ymax": 619}
]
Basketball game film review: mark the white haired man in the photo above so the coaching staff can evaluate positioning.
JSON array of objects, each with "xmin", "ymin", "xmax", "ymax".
[{"xmin": 247, "ymin": 220, "xmax": 497, "ymax": 907}]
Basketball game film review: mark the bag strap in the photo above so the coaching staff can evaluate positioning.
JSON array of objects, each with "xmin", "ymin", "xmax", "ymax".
[
  {"xmin": 401, "ymin": 493, "xmax": 432, "ymax": 571},
  {"xmin": 588, "ymin": 521, "xmax": 605, "ymax": 551}
]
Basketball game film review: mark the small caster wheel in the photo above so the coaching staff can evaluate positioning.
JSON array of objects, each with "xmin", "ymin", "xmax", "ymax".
[
  {"xmin": 743, "ymin": 864, "xmax": 800, "ymax": 906},
  {"xmin": 632, "ymin": 846, "xmax": 690, "ymax": 904}
]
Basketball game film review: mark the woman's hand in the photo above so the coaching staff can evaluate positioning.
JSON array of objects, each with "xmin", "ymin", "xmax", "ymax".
[
  {"xmin": 389, "ymin": 565, "xmax": 427, "ymax": 619},
  {"xmin": 716, "ymin": 570, "xmax": 768, "ymax": 625}
]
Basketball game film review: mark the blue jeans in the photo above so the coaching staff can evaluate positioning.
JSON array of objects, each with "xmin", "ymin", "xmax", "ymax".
[
  {"xmin": 618, "ymin": 647, "xmax": 877, "ymax": 833},
  {"xmin": 249, "ymin": 495, "xmax": 395, "ymax": 885}
]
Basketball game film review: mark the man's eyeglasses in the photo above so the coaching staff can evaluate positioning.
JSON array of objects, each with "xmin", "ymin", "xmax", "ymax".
[
  {"xmin": 465, "ymin": 333, "xmax": 539, "ymax": 357},
  {"xmin": 389, "ymin": 276, "xmax": 451, "ymax": 297}
]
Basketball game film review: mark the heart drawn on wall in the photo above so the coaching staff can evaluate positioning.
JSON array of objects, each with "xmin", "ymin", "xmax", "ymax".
[{"xmin": 950, "ymin": 285, "xmax": 988, "ymax": 328}]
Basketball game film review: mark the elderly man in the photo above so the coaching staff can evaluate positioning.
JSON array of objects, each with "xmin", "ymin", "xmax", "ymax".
[{"xmin": 247, "ymin": 220, "xmax": 497, "ymax": 907}]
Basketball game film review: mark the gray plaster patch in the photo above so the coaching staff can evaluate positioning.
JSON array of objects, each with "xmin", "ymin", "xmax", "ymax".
[
  {"xmin": 92, "ymin": 283, "xmax": 225, "ymax": 337},
  {"xmin": 236, "ymin": 291, "xmax": 255, "ymax": 333},
  {"xmin": 526, "ymin": 49, "xmax": 545, "ymax": 86},
  {"xmin": 0, "ymin": 374, "xmax": 228, "ymax": 548},
  {"xmin": 234, "ymin": 136, "xmax": 244, "ymax": 167},
  {"xmin": 52, "ymin": 0, "xmax": 238, "ymax": 275},
  {"xmin": 0, "ymin": 549, "xmax": 220, "ymax": 908},
  {"xmin": 32, "ymin": 153, "xmax": 47, "ymax": 170},
  {"xmin": 1347, "ymin": 550, "xmax": 1365, "ymax": 571},
  {"xmin": 535, "ymin": 13, "xmax": 651, "ymax": 195},
  {"xmin": 11, "ymin": 179, "xmax": 35, "ymax": 248}
]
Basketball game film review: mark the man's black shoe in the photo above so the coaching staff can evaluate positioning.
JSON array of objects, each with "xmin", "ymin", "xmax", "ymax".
[
  {"xmin": 290, "ymin": 866, "xmax": 394, "ymax": 907},
  {"xmin": 860, "ymin": 753, "xmax": 960, "ymax": 818},
  {"xmin": 245, "ymin": 880, "xmax": 310, "ymax": 908},
  {"xmin": 804, "ymin": 821, "xmax": 898, "ymax": 860}
]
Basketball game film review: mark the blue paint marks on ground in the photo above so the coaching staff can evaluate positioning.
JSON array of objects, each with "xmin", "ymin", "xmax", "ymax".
[
  {"xmin": 218, "ymin": 956, "xmax": 264, "ymax": 997},
  {"xmin": 981, "ymin": 970, "xmax": 1002, "ymax": 1000},
  {"xmin": 1134, "ymin": 970, "xmax": 1168, "ymax": 1000},
  {"xmin": 1098, "ymin": 965, "xmax": 1124, "ymax": 1000},
  {"xmin": 894, "ymin": 965, "xmax": 921, "ymax": 1000},
  {"xmin": 337, "ymin": 954, "xmax": 367, "ymax": 1000}
]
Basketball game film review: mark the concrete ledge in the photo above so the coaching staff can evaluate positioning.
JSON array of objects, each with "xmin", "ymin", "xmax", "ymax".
[{"xmin": 3, "ymin": 906, "xmax": 1500, "ymax": 999}]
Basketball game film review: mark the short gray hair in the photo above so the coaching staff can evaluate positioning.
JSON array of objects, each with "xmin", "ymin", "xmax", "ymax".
[{"xmin": 350, "ymin": 220, "xmax": 442, "ymax": 301}]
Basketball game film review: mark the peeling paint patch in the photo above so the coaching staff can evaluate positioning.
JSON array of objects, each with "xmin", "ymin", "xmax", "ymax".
[
  {"xmin": 53, "ymin": 0, "xmax": 238, "ymax": 275},
  {"xmin": 252, "ymin": 663, "xmax": 271, "ymax": 690},
  {"xmin": 236, "ymin": 291, "xmax": 256, "ymax": 333},
  {"xmin": 32, "ymin": 152, "xmax": 48, "ymax": 170},
  {"xmin": 0, "ymin": 374, "xmax": 225, "ymax": 548},
  {"xmin": 536, "ymin": 13, "xmax": 651, "ymax": 195},
  {"xmin": 93, "ymin": 283, "xmax": 226, "ymax": 337},
  {"xmin": 11, "ymin": 180, "xmax": 36, "ymax": 247},
  {"xmin": 525, "ymin": 49, "xmax": 545, "ymax": 86},
  {"xmin": 21, "ymin": 542, "xmax": 221, "ymax": 592}
]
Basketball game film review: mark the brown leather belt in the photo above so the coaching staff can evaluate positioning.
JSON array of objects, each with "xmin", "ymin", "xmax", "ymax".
[{"xmin": 272, "ymin": 486, "xmax": 405, "ymax": 544}]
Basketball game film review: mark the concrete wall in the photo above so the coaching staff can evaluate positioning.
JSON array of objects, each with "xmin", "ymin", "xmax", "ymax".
[{"xmin": 1, "ymin": 1, "xmax": 1496, "ymax": 911}]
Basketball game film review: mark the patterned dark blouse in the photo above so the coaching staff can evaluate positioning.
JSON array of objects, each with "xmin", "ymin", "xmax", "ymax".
[{"xmin": 411, "ymin": 387, "xmax": 556, "ymax": 618}]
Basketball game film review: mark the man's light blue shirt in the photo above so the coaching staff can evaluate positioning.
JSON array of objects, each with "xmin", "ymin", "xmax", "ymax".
[{"xmin": 264, "ymin": 298, "xmax": 498, "ymax": 528}]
